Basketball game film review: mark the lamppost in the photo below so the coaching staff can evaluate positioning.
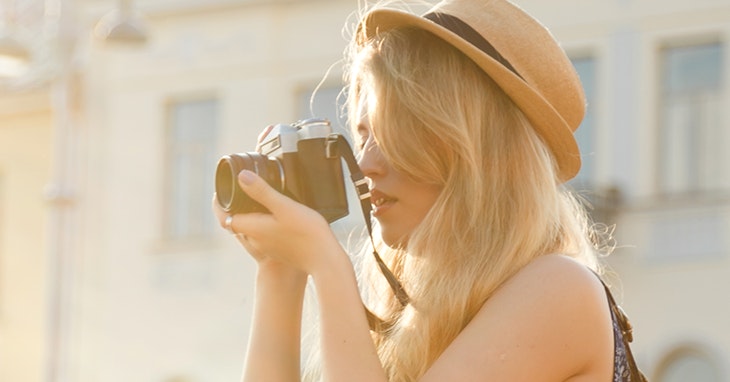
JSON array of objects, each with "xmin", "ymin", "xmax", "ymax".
[
  {"xmin": 0, "ymin": 0, "xmax": 32, "ymax": 78},
  {"xmin": 43, "ymin": 0, "xmax": 82, "ymax": 380},
  {"xmin": 0, "ymin": 34, "xmax": 30, "ymax": 77},
  {"xmin": 95, "ymin": 0, "xmax": 148, "ymax": 44},
  {"xmin": 43, "ymin": 1, "xmax": 148, "ymax": 380}
]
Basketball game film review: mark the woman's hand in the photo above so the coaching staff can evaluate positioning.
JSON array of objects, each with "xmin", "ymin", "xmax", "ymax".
[
  {"xmin": 213, "ymin": 169, "xmax": 342, "ymax": 274},
  {"xmin": 212, "ymin": 161, "xmax": 386, "ymax": 382}
]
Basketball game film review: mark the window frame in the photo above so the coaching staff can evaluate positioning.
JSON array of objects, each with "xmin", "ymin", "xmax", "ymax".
[
  {"xmin": 569, "ymin": 53, "xmax": 600, "ymax": 191},
  {"xmin": 162, "ymin": 95, "xmax": 220, "ymax": 242},
  {"xmin": 655, "ymin": 38, "xmax": 727, "ymax": 197}
]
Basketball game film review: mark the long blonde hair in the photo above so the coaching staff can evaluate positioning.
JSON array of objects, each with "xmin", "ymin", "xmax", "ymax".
[{"xmin": 342, "ymin": 25, "xmax": 602, "ymax": 381}]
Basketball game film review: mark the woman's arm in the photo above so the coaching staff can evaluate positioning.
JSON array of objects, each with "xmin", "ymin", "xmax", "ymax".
[
  {"xmin": 242, "ymin": 263, "xmax": 307, "ymax": 382},
  {"xmin": 310, "ymin": 247, "xmax": 387, "ymax": 382},
  {"xmin": 213, "ymin": 197, "xmax": 308, "ymax": 382},
  {"xmin": 226, "ymin": 170, "xmax": 387, "ymax": 382}
]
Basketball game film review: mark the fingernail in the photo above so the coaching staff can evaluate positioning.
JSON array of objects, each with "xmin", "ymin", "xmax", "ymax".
[{"xmin": 239, "ymin": 170, "xmax": 255, "ymax": 185}]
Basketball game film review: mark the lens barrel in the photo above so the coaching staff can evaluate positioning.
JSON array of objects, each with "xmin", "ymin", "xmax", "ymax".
[{"xmin": 215, "ymin": 153, "xmax": 283, "ymax": 214}]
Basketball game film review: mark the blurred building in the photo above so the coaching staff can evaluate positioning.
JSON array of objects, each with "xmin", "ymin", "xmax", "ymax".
[{"xmin": 0, "ymin": 0, "xmax": 727, "ymax": 381}]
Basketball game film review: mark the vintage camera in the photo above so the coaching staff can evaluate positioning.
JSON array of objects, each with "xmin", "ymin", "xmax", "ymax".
[{"xmin": 215, "ymin": 118, "xmax": 349, "ymax": 223}]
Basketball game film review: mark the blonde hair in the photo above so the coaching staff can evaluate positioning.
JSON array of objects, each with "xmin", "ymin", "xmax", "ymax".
[{"xmin": 338, "ymin": 25, "xmax": 604, "ymax": 382}]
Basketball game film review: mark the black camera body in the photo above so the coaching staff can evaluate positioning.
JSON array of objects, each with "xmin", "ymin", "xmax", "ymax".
[{"xmin": 215, "ymin": 118, "xmax": 349, "ymax": 223}]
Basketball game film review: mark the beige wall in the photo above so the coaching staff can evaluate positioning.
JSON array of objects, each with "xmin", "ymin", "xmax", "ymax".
[{"xmin": 0, "ymin": 90, "xmax": 52, "ymax": 382}]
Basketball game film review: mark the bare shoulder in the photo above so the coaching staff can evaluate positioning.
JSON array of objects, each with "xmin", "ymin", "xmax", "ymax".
[
  {"xmin": 486, "ymin": 254, "xmax": 612, "ymax": 328},
  {"xmin": 504, "ymin": 254, "xmax": 607, "ymax": 298},
  {"xmin": 422, "ymin": 254, "xmax": 614, "ymax": 382}
]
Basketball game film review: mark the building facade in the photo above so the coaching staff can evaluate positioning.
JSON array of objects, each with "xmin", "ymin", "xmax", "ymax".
[{"xmin": 0, "ymin": 0, "xmax": 728, "ymax": 381}]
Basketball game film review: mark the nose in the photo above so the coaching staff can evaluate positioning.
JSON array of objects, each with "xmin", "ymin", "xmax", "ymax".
[{"xmin": 357, "ymin": 138, "xmax": 386, "ymax": 179}]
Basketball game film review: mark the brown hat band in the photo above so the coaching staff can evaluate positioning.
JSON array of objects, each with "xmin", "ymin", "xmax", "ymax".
[{"xmin": 424, "ymin": 12, "xmax": 522, "ymax": 80}]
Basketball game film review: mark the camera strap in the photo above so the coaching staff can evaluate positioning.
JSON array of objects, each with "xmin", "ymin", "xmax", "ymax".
[{"xmin": 328, "ymin": 135, "xmax": 410, "ymax": 327}]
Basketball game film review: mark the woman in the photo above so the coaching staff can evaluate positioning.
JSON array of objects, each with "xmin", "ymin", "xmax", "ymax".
[{"xmin": 214, "ymin": 0, "xmax": 645, "ymax": 381}]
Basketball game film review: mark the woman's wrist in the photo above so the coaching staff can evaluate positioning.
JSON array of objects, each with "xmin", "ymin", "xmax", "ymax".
[
  {"xmin": 256, "ymin": 261, "xmax": 308, "ymax": 289},
  {"xmin": 309, "ymin": 244, "xmax": 357, "ymax": 294}
]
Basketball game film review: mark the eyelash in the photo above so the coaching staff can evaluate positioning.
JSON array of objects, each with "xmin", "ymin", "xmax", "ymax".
[{"xmin": 357, "ymin": 133, "xmax": 369, "ymax": 151}]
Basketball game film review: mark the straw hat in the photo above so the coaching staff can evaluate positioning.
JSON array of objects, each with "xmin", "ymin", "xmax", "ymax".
[{"xmin": 357, "ymin": 0, "xmax": 586, "ymax": 182}]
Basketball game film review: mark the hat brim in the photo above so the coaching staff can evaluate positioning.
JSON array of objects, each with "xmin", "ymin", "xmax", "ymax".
[{"xmin": 359, "ymin": 9, "xmax": 581, "ymax": 182}]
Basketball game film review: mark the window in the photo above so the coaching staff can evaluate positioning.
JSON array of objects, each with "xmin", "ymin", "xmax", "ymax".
[
  {"xmin": 658, "ymin": 42, "xmax": 726, "ymax": 195},
  {"xmin": 165, "ymin": 99, "xmax": 219, "ymax": 240},
  {"xmin": 570, "ymin": 56, "xmax": 598, "ymax": 189}
]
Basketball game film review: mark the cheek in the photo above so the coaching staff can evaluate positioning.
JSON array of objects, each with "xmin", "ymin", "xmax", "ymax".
[
  {"xmin": 408, "ymin": 184, "xmax": 442, "ymax": 225},
  {"xmin": 383, "ymin": 190, "xmax": 440, "ymax": 248},
  {"xmin": 419, "ymin": 184, "xmax": 442, "ymax": 210}
]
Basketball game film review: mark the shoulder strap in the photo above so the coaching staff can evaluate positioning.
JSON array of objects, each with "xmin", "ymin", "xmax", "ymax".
[
  {"xmin": 329, "ymin": 135, "xmax": 409, "ymax": 332},
  {"xmin": 600, "ymin": 280, "xmax": 649, "ymax": 382}
]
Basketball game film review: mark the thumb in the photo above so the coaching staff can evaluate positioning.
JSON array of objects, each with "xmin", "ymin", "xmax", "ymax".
[{"xmin": 238, "ymin": 169, "xmax": 291, "ymax": 214}]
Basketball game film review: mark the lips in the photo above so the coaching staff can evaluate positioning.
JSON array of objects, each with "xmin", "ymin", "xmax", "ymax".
[{"xmin": 370, "ymin": 189, "xmax": 397, "ymax": 216}]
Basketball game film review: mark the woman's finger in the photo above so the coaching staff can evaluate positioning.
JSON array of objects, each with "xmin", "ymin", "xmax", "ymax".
[{"xmin": 236, "ymin": 169, "xmax": 297, "ymax": 217}]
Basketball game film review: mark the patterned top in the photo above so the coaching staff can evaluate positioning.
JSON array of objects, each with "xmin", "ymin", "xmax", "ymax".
[
  {"xmin": 610, "ymin": 306, "xmax": 634, "ymax": 382},
  {"xmin": 603, "ymin": 282, "xmax": 647, "ymax": 382}
]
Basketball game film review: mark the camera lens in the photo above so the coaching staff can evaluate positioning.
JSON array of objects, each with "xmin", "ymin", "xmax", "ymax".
[{"xmin": 215, "ymin": 153, "xmax": 283, "ymax": 214}]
